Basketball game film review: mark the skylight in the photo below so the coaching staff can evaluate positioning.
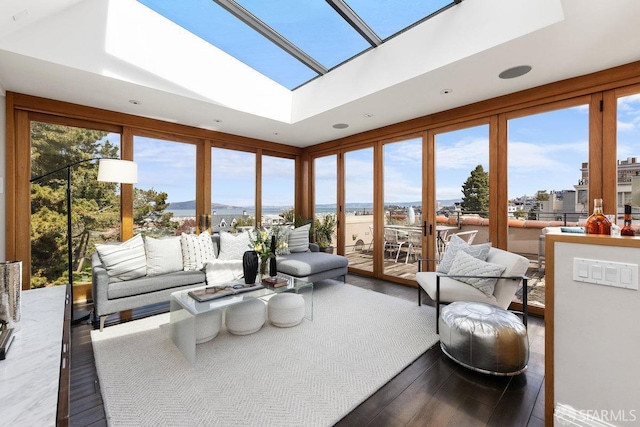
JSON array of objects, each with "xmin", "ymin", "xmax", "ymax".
[{"xmin": 138, "ymin": 0, "xmax": 459, "ymax": 90}]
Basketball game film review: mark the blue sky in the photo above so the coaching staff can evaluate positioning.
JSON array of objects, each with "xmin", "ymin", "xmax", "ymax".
[{"xmin": 116, "ymin": 94, "xmax": 640, "ymax": 208}]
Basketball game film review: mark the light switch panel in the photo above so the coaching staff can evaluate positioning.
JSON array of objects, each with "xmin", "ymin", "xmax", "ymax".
[{"xmin": 573, "ymin": 258, "xmax": 638, "ymax": 290}]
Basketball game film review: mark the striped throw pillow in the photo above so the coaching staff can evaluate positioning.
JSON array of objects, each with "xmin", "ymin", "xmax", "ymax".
[
  {"xmin": 181, "ymin": 232, "xmax": 216, "ymax": 271},
  {"xmin": 288, "ymin": 223, "xmax": 311, "ymax": 253},
  {"xmin": 96, "ymin": 234, "xmax": 147, "ymax": 282}
]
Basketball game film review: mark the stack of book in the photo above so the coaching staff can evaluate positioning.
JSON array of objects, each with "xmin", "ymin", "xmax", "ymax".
[{"xmin": 262, "ymin": 276, "xmax": 289, "ymax": 288}]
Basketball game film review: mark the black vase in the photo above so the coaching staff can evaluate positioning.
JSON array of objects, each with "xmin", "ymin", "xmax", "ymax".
[
  {"xmin": 242, "ymin": 251, "xmax": 258, "ymax": 284},
  {"xmin": 269, "ymin": 235, "xmax": 277, "ymax": 277}
]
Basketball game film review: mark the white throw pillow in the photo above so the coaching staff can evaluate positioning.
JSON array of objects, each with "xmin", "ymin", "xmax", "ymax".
[
  {"xmin": 217, "ymin": 231, "xmax": 251, "ymax": 261},
  {"xmin": 204, "ymin": 259, "xmax": 244, "ymax": 286},
  {"xmin": 181, "ymin": 232, "xmax": 216, "ymax": 271},
  {"xmin": 144, "ymin": 236, "xmax": 183, "ymax": 276},
  {"xmin": 288, "ymin": 223, "xmax": 311, "ymax": 253},
  {"xmin": 447, "ymin": 250, "xmax": 505, "ymax": 296},
  {"xmin": 95, "ymin": 234, "xmax": 147, "ymax": 282},
  {"xmin": 437, "ymin": 233, "xmax": 491, "ymax": 274}
]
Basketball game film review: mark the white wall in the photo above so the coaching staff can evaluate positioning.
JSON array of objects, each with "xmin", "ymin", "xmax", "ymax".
[
  {"xmin": 0, "ymin": 94, "xmax": 5, "ymax": 261},
  {"xmin": 553, "ymin": 238, "xmax": 640, "ymax": 425}
]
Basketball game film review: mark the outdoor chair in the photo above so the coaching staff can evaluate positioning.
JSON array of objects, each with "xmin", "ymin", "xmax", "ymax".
[
  {"xmin": 383, "ymin": 227, "xmax": 406, "ymax": 262},
  {"xmin": 405, "ymin": 229, "xmax": 423, "ymax": 264}
]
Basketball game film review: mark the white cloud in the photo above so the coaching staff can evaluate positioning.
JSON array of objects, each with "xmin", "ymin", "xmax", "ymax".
[{"xmin": 436, "ymin": 136, "xmax": 489, "ymax": 170}]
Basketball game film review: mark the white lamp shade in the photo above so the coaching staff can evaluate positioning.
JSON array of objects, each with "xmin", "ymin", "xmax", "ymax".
[{"xmin": 97, "ymin": 159, "xmax": 138, "ymax": 184}]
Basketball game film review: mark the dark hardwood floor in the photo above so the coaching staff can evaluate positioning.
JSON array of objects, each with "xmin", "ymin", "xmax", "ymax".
[{"xmin": 69, "ymin": 274, "xmax": 545, "ymax": 427}]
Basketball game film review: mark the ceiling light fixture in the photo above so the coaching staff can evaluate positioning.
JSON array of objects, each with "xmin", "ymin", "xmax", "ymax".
[
  {"xmin": 440, "ymin": 89, "xmax": 453, "ymax": 94},
  {"xmin": 364, "ymin": 113, "xmax": 374, "ymax": 118},
  {"xmin": 333, "ymin": 123, "xmax": 349, "ymax": 129},
  {"xmin": 128, "ymin": 99, "xmax": 141, "ymax": 105},
  {"xmin": 499, "ymin": 65, "xmax": 532, "ymax": 79},
  {"xmin": 213, "ymin": 119, "xmax": 222, "ymax": 123}
]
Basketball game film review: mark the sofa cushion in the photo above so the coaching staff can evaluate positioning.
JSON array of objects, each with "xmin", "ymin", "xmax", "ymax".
[
  {"xmin": 288, "ymin": 223, "xmax": 311, "ymax": 253},
  {"xmin": 277, "ymin": 252, "xmax": 347, "ymax": 277},
  {"xmin": 437, "ymin": 234, "xmax": 491, "ymax": 274},
  {"xmin": 204, "ymin": 259, "xmax": 244, "ymax": 285},
  {"xmin": 95, "ymin": 234, "xmax": 147, "ymax": 282},
  {"xmin": 217, "ymin": 231, "xmax": 251, "ymax": 261},
  {"xmin": 145, "ymin": 236, "xmax": 183, "ymax": 276},
  {"xmin": 447, "ymin": 250, "xmax": 506, "ymax": 296},
  {"xmin": 107, "ymin": 270, "xmax": 205, "ymax": 299},
  {"xmin": 181, "ymin": 232, "xmax": 216, "ymax": 271}
]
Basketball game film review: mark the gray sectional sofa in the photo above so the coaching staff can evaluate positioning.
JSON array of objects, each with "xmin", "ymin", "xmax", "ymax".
[{"xmin": 92, "ymin": 233, "xmax": 348, "ymax": 330}]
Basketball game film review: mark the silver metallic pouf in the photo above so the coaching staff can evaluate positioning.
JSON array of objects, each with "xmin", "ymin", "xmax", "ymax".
[{"xmin": 439, "ymin": 301, "xmax": 529, "ymax": 376}]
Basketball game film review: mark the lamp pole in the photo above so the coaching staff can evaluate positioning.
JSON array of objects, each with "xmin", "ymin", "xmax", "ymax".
[{"xmin": 30, "ymin": 157, "xmax": 137, "ymax": 324}]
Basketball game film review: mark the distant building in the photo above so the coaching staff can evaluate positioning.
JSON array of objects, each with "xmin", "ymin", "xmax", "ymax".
[{"xmin": 579, "ymin": 157, "xmax": 640, "ymax": 214}]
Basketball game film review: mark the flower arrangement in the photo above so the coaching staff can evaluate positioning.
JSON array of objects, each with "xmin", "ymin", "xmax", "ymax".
[{"xmin": 248, "ymin": 227, "xmax": 288, "ymax": 276}]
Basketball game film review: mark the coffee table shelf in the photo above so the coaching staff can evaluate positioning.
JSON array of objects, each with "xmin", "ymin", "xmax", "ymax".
[{"xmin": 169, "ymin": 276, "xmax": 313, "ymax": 365}]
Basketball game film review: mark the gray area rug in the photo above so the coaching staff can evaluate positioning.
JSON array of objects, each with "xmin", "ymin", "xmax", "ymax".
[{"xmin": 92, "ymin": 282, "xmax": 438, "ymax": 426}]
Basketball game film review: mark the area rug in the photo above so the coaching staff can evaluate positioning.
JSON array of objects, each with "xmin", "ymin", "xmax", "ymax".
[{"xmin": 91, "ymin": 282, "xmax": 438, "ymax": 426}]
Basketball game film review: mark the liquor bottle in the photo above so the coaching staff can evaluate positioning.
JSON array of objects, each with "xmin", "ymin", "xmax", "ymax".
[
  {"xmin": 269, "ymin": 235, "xmax": 277, "ymax": 277},
  {"xmin": 621, "ymin": 204, "xmax": 635, "ymax": 236},
  {"xmin": 585, "ymin": 198, "xmax": 611, "ymax": 235}
]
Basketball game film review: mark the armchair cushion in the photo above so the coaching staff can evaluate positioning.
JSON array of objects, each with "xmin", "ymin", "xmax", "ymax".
[
  {"xmin": 447, "ymin": 250, "xmax": 506, "ymax": 296},
  {"xmin": 437, "ymin": 234, "xmax": 491, "ymax": 274}
]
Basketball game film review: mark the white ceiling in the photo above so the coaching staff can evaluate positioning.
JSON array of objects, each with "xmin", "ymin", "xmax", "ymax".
[{"xmin": 0, "ymin": 0, "xmax": 639, "ymax": 148}]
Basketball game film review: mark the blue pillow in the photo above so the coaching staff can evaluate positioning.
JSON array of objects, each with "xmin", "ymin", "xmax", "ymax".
[{"xmin": 560, "ymin": 227, "xmax": 584, "ymax": 234}]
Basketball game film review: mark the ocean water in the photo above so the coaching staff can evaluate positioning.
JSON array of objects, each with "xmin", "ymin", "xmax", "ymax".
[{"xmin": 167, "ymin": 206, "xmax": 340, "ymax": 218}]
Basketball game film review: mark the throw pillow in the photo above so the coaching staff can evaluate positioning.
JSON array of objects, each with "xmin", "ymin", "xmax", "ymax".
[
  {"xmin": 144, "ymin": 236, "xmax": 183, "ymax": 276},
  {"xmin": 217, "ymin": 231, "xmax": 251, "ymax": 261},
  {"xmin": 203, "ymin": 259, "xmax": 244, "ymax": 286},
  {"xmin": 437, "ymin": 233, "xmax": 491, "ymax": 274},
  {"xmin": 447, "ymin": 250, "xmax": 506, "ymax": 296},
  {"xmin": 288, "ymin": 223, "xmax": 311, "ymax": 253},
  {"xmin": 181, "ymin": 232, "xmax": 216, "ymax": 271},
  {"xmin": 95, "ymin": 234, "xmax": 147, "ymax": 282}
]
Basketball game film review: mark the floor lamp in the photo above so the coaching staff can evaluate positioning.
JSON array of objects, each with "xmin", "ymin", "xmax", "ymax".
[{"xmin": 30, "ymin": 158, "xmax": 138, "ymax": 323}]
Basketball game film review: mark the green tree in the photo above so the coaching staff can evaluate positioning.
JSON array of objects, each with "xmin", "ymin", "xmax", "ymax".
[
  {"xmin": 133, "ymin": 188, "xmax": 177, "ymax": 235},
  {"xmin": 536, "ymin": 190, "xmax": 550, "ymax": 201},
  {"xmin": 460, "ymin": 165, "xmax": 489, "ymax": 216}
]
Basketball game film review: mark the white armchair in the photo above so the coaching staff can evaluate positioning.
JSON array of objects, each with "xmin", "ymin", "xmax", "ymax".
[{"xmin": 417, "ymin": 247, "xmax": 530, "ymax": 333}]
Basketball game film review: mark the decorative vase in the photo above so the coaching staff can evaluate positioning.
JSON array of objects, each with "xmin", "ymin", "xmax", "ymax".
[
  {"xmin": 0, "ymin": 261, "xmax": 22, "ymax": 332},
  {"xmin": 242, "ymin": 251, "xmax": 258, "ymax": 284},
  {"xmin": 259, "ymin": 256, "xmax": 268, "ymax": 282}
]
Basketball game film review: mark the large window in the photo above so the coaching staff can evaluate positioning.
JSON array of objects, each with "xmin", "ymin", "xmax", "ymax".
[
  {"xmin": 262, "ymin": 155, "xmax": 295, "ymax": 224},
  {"xmin": 382, "ymin": 137, "xmax": 422, "ymax": 279},
  {"xmin": 616, "ymin": 91, "xmax": 640, "ymax": 220},
  {"xmin": 134, "ymin": 136, "xmax": 196, "ymax": 236},
  {"xmin": 211, "ymin": 147, "xmax": 256, "ymax": 229},
  {"xmin": 507, "ymin": 104, "xmax": 589, "ymax": 310},
  {"xmin": 344, "ymin": 148, "xmax": 374, "ymax": 267},
  {"xmin": 313, "ymin": 155, "xmax": 338, "ymax": 250},
  {"xmin": 30, "ymin": 122, "xmax": 122, "ymax": 288}
]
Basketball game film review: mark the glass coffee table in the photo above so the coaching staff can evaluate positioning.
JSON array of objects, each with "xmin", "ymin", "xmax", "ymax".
[{"xmin": 169, "ymin": 275, "xmax": 313, "ymax": 365}]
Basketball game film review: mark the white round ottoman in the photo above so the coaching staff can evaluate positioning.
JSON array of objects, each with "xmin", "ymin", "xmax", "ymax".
[
  {"xmin": 195, "ymin": 309, "xmax": 222, "ymax": 344},
  {"xmin": 268, "ymin": 293, "xmax": 305, "ymax": 327},
  {"xmin": 439, "ymin": 301, "xmax": 529, "ymax": 376},
  {"xmin": 225, "ymin": 299, "xmax": 266, "ymax": 335}
]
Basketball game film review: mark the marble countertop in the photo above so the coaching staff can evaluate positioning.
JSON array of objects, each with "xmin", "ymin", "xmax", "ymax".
[{"xmin": 0, "ymin": 286, "xmax": 66, "ymax": 427}]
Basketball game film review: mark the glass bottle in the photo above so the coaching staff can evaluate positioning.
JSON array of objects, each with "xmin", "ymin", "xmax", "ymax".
[
  {"xmin": 621, "ymin": 204, "xmax": 635, "ymax": 236},
  {"xmin": 585, "ymin": 198, "xmax": 611, "ymax": 235}
]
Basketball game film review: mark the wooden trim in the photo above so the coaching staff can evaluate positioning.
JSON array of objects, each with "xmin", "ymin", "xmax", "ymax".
[
  {"xmin": 588, "ymin": 93, "xmax": 604, "ymax": 210},
  {"xmin": 295, "ymin": 153, "xmax": 310, "ymax": 220},
  {"xmin": 336, "ymin": 152, "xmax": 345, "ymax": 256},
  {"xmin": 373, "ymin": 142, "xmax": 383, "ymax": 275},
  {"xmin": 29, "ymin": 112, "xmax": 122, "ymax": 135},
  {"xmin": 494, "ymin": 114, "xmax": 507, "ymax": 249},
  {"xmin": 5, "ymin": 93, "xmax": 17, "ymax": 263},
  {"xmin": 602, "ymin": 89, "xmax": 618, "ymax": 214},
  {"xmin": 121, "ymin": 128, "xmax": 134, "ymax": 240},
  {"xmin": 425, "ymin": 129, "xmax": 436, "ymax": 269},
  {"xmin": 255, "ymin": 149, "xmax": 263, "ymax": 227},
  {"xmin": 15, "ymin": 110, "xmax": 31, "ymax": 289},
  {"xmin": 196, "ymin": 140, "xmax": 211, "ymax": 233}
]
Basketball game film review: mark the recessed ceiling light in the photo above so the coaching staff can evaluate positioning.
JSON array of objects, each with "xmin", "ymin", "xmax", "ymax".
[
  {"xmin": 273, "ymin": 132, "xmax": 279, "ymax": 136},
  {"xmin": 213, "ymin": 119, "xmax": 222, "ymax": 123},
  {"xmin": 333, "ymin": 123, "xmax": 349, "ymax": 129},
  {"xmin": 499, "ymin": 65, "xmax": 532, "ymax": 79},
  {"xmin": 440, "ymin": 88, "xmax": 453, "ymax": 95},
  {"xmin": 128, "ymin": 99, "xmax": 141, "ymax": 105},
  {"xmin": 364, "ymin": 113, "xmax": 374, "ymax": 118}
]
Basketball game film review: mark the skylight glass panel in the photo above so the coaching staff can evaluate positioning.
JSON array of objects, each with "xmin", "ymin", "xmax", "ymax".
[
  {"xmin": 235, "ymin": 0, "xmax": 370, "ymax": 69},
  {"xmin": 138, "ymin": 0, "xmax": 318, "ymax": 89},
  {"xmin": 345, "ymin": 0, "xmax": 454, "ymax": 40}
]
